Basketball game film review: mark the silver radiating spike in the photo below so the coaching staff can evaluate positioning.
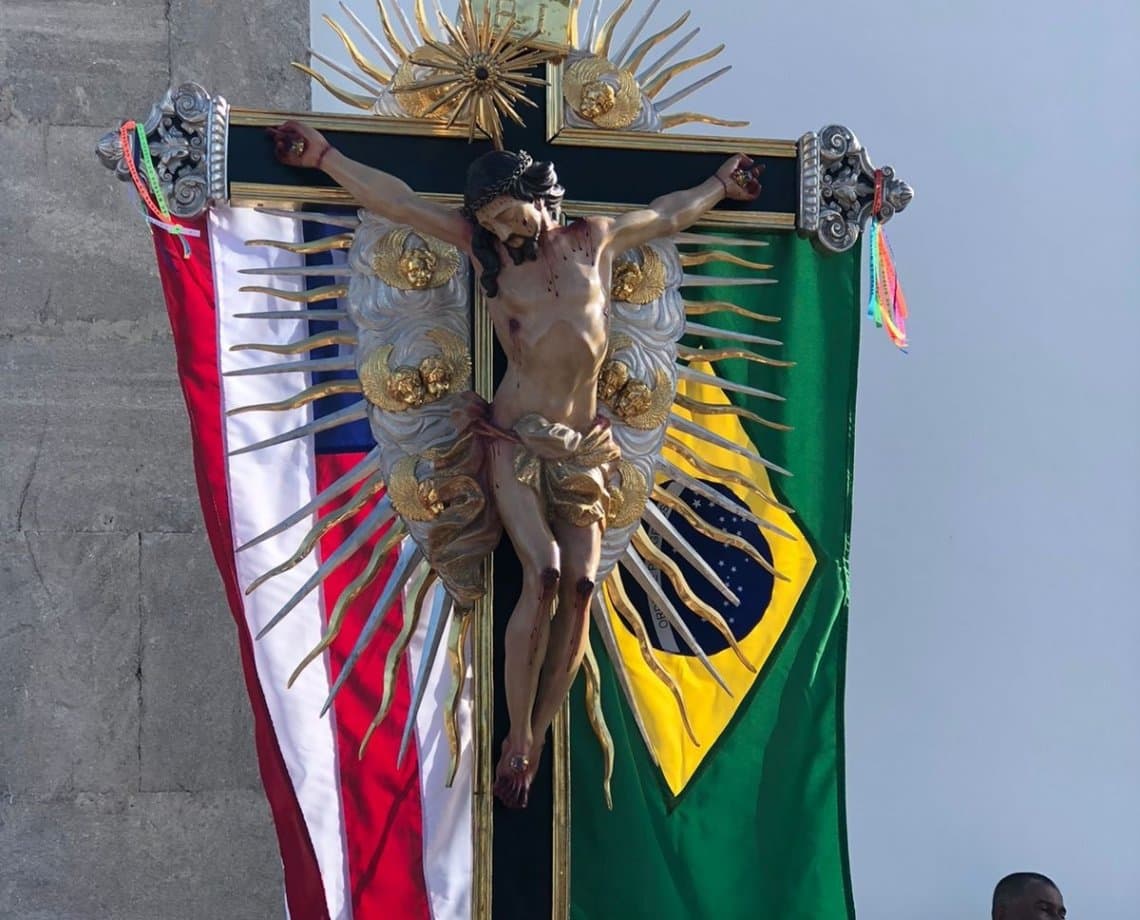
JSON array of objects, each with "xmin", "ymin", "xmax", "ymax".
[
  {"xmin": 340, "ymin": 1, "xmax": 399, "ymax": 70},
  {"xmin": 321, "ymin": 540, "xmax": 425, "ymax": 714},
  {"xmin": 675, "ymin": 364, "xmax": 783, "ymax": 402},
  {"xmin": 253, "ymin": 501, "xmax": 396, "ymax": 639},
  {"xmin": 397, "ymin": 586, "xmax": 453, "ymax": 766},
  {"xmin": 589, "ymin": 596, "xmax": 658, "ymax": 767},
  {"xmin": 619, "ymin": 552, "xmax": 730, "ymax": 694},
  {"xmin": 309, "ymin": 47, "xmax": 388, "ymax": 94},
  {"xmin": 657, "ymin": 459, "xmax": 795, "ymax": 541},
  {"xmin": 391, "ymin": 0, "xmax": 420, "ymax": 48},
  {"xmin": 229, "ymin": 402, "xmax": 367, "ymax": 457},
  {"xmin": 224, "ymin": 356, "xmax": 355, "ymax": 377},
  {"xmin": 622, "ymin": 8, "xmax": 690, "ymax": 74},
  {"xmin": 672, "ymin": 232, "xmax": 769, "ymax": 247},
  {"xmin": 584, "ymin": 0, "xmax": 603, "ymax": 49},
  {"xmin": 238, "ymin": 265, "xmax": 354, "ymax": 277},
  {"xmin": 237, "ymin": 451, "xmax": 383, "ymax": 553},
  {"xmin": 254, "ymin": 207, "xmax": 360, "ymax": 228},
  {"xmin": 668, "ymin": 412, "xmax": 791, "ymax": 476},
  {"xmin": 684, "ymin": 322, "xmax": 781, "ymax": 348},
  {"xmin": 245, "ymin": 484, "xmax": 386, "ymax": 593},
  {"xmin": 636, "ymin": 26, "xmax": 698, "ymax": 83},
  {"xmin": 432, "ymin": 0, "xmax": 449, "ymax": 35},
  {"xmin": 641, "ymin": 502, "xmax": 738, "ymax": 605},
  {"xmin": 654, "ymin": 65, "xmax": 732, "ymax": 111},
  {"xmin": 234, "ymin": 310, "xmax": 349, "ymax": 321},
  {"xmin": 612, "ymin": 0, "xmax": 660, "ymax": 64},
  {"xmin": 680, "ymin": 274, "xmax": 776, "ymax": 288}
]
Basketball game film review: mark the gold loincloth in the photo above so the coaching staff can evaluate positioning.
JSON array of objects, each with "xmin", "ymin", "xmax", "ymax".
[{"xmin": 510, "ymin": 414, "xmax": 622, "ymax": 528}]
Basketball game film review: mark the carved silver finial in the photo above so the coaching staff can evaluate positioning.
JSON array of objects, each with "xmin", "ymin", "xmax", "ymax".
[
  {"xmin": 797, "ymin": 124, "xmax": 913, "ymax": 254},
  {"xmin": 96, "ymin": 82, "xmax": 230, "ymax": 219}
]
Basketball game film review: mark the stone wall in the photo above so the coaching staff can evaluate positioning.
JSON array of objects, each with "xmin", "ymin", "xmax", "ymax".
[{"xmin": 0, "ymin": 3, "xmax": 308, "ymax": 917}]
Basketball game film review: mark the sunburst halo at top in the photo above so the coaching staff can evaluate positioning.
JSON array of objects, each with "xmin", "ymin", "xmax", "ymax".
[{"xmin": 390, "ymin": 0, "xmax": 554, "ymax": 148}]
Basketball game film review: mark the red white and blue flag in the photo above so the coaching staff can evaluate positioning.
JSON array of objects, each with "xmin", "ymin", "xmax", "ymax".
[{"xmin": 149, "ymin": 207, "xmax": 472, "ymax": 920}]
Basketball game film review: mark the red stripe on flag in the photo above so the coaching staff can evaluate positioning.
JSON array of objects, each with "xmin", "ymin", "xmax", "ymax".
[
  {"xmin": 150, "ymin": 219, "xmax": 332, "ymax": 920},
  {"xmin": 316, "ymin": 454, "xmax": 432, "ymax": 920}
]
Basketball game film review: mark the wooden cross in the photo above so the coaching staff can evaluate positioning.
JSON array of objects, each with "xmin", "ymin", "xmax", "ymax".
[{"xmin": 217, "ymin": 56, "xmax": 816, "ymax": 916}]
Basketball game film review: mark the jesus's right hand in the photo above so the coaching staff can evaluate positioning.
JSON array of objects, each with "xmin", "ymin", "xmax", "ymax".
[{"xmin": 267, "ymin": 121, "xmax": 333, "ymax": 170}]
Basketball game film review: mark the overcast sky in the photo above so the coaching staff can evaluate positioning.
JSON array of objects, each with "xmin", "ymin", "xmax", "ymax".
[{"xmin": 310, "ymin": 2, "xmax": 1140, "ymax": 916}]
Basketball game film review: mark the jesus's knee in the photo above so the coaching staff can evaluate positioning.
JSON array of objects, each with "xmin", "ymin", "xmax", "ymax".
[
  {"xmin": 558, "ymin": 574, "xmax": 596, "ymax": 623},
  {"xmin": 573, "ymin": 576, "xmax": 596, "ymax": 614},
  {"xmin": 521, "ymin": 543, "xmax": 561, "ymax": 599}
]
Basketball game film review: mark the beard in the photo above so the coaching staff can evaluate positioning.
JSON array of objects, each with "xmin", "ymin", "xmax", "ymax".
[{"xmin": 504, "ymin": 235, "xmax": 540, "ymax": 265}]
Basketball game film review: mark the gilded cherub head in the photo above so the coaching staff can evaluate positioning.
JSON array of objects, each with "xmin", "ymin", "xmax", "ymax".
[
  {"xmin": 580, "ymin": 80, "xmax": 617, "ymax": 120},
  {"xmin": 417, "ymin": 478, "xmax": 445, "ymax": 518},
  {"xmin": 419, "ymin": 355, "xmax": 451, "ymax": 399},
  {"xmin": 614, "ymin": 380, "xmax": 652, "ymax": 419},
  {"xmin": 399, "ymin": 247, "xmax": 439, "ymax": 289},
  {"xmin": 611, "ymin": 260, "xmax": 643, "ymax": 302},
  {"xmin": 597, "ymin": 359, "xmax": 631, "ymax": 402},
  {"xmin": 386, "ymin": 366, "xmax": 427, "ymax": 408}
]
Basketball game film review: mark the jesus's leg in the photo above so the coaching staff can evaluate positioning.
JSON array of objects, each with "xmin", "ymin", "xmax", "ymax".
[
  {"xmin": 525, "ymin": 517, "xmax": 602, "ymax": 775},
  {"xmin": 488, "ymin": 438, "xmax": 560, "ymax": 809}
]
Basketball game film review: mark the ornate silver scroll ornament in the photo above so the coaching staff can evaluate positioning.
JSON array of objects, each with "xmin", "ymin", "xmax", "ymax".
[
  {"xmin": 798, "ymin": 124, "xmax": 914, "ymax": 254},
  {"xmin": 95, "ymin": 82, "xmax": 230, "ymax": 219}
]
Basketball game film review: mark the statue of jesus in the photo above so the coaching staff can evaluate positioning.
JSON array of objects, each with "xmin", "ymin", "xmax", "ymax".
[{"xmin": 270, "ymin": 122, "xmax": 763, "ymax": 808}]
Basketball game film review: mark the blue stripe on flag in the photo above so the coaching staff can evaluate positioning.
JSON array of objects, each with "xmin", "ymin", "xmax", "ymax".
[{"xmin": 303, "ymin": 210, "xmax": 374, "ymax": 455}]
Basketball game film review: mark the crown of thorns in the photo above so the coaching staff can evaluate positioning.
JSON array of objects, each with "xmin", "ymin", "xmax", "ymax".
[{"xmin": 464, "ymin": 151, "xmax": 534, "ymax": 215}]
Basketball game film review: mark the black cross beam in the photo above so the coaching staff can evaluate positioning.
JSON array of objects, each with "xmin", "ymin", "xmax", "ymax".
[
  {"xmin": 227, "ymin": 71, "xmax": 797, "ymax": 217},
  {"xmin": 227, "ymin": 70, "xmax": 794, "ymax": 920}
]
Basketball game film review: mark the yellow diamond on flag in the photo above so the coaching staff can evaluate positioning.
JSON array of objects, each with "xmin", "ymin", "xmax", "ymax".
[{"xmin": 603, "ymin": 362, "xmax": 816, "ymax": 795}]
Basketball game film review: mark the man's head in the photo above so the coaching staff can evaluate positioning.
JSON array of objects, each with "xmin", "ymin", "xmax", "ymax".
[
  {"xmin": 992, "ymin": 872, "xmax": 1065, "ymax": 920},
  {"xmin": 463, "ymin": 150, "xmax": 564, "ymax": 297}
]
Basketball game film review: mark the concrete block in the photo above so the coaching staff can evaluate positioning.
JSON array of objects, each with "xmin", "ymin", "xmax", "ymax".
[
  {"xmin": 0, "ymin": 338, "xmax": 201, "ymax": 534},
  {"xmin": 140, "ymin": 533, "xmax": 261, "ymax": 792},
  {"xmin": 0, "ymin": 791, "xmax": 280, "ymax": 920},
  {"xmin": 0, "ymin": 2, "xmax": 170, "ymax": 126},
  {"xmin": 0, "ymin": 123, "xmax": 167, "ymax": 336},
  {"xmin": 170, "ymin": 0, "xmax": 310, "ymax": 112},
  {"xmin": 0, "ymin": 533, "xmax": 140, "ymax": 795}
]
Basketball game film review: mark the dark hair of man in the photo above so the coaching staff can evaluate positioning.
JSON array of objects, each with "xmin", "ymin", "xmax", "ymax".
[
  {"xmin": 462, "ymin": 150, "xmax": 565, "ymax": 298},
  {"xmin": 992, "ymin": 872, "xmax": 1058, "ymax": 911}
]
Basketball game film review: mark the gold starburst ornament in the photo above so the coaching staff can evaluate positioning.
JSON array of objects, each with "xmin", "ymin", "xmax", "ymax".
[{"xmin": 390, "ymin": 0, "xmax": 555, "ymax": 148}]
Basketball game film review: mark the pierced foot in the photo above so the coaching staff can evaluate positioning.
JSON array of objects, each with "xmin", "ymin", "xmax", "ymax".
[{"xmin": 494, "ymin": 744, "xmax": 533, "ymax": 809}]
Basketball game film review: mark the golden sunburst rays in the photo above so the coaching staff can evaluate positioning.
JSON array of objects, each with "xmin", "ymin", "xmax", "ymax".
[
  {"xmin": 572, "ymin": 0, "xmax": 748, "ymax": 132},
  {"xmin": 294, "ymin": 1, "xmax": 434, "ymax": 114},
  {"xmin": 303, "ymin": 0, "xmax": 553, "ymax": 141},
  {"xmin": 390, "ymin": 0, "xmax": 554, "ymax": 146}
]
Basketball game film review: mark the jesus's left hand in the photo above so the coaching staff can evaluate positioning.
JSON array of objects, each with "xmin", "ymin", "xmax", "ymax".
[{"xmin": 715, "ymin": 155, "xmax": 764, "ymax": 201}]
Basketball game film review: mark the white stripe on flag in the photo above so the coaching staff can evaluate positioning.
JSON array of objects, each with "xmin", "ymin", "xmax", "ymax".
[
  {"xmin": 210, "ymin": 206, "xmax": 352, "ymax": 920},
  {"xmin": 407, "ymin": 579, "xmax": 474, "ymax": 920}
]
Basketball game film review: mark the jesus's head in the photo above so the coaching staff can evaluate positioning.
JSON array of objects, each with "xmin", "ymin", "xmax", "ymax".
[{"xmin": 463, "ymin": 150, "xmax": 564, "ymax": 298}]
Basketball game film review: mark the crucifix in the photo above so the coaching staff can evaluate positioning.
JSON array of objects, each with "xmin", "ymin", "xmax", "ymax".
[{"xmin": 97, "ymin": 2, "xmax": 911, "ymax": 918}]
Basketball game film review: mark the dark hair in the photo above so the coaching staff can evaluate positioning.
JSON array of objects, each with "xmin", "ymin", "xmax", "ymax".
[
  {"xmin": 992, "ymin": 873, "xmax": 1059, "ymax": 911},
  {"xmin": 463, "ymin": 150, "xmax": 564, "ymax": 298}
]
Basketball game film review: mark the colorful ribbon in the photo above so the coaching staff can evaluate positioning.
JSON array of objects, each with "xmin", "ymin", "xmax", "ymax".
[
  {"xmin": 866, "ymin": 169, "xmax": 909, "ymax": 350},
  {"xmin": 119, "ymin": 120, "xmax": 192, "ymax": 258}
]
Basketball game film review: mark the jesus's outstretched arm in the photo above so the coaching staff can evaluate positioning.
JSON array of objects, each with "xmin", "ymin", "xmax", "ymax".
[
  {"xmin": 268, "ymin": 121, "xmax": 472, "ymax": 249},
  {"xmin": 602, "ymin": 154, "xmax": 764, "ymax": 254}
]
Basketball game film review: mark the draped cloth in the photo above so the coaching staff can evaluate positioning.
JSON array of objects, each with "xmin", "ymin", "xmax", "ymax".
[{"xmin": 509, "ymin": 413, "xmax": 622, "ymax": 528}]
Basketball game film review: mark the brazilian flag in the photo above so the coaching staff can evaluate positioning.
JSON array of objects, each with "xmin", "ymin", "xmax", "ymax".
[{"xmin": 570, "ymin": 233, "xmax": 860, "ymax": 919}]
